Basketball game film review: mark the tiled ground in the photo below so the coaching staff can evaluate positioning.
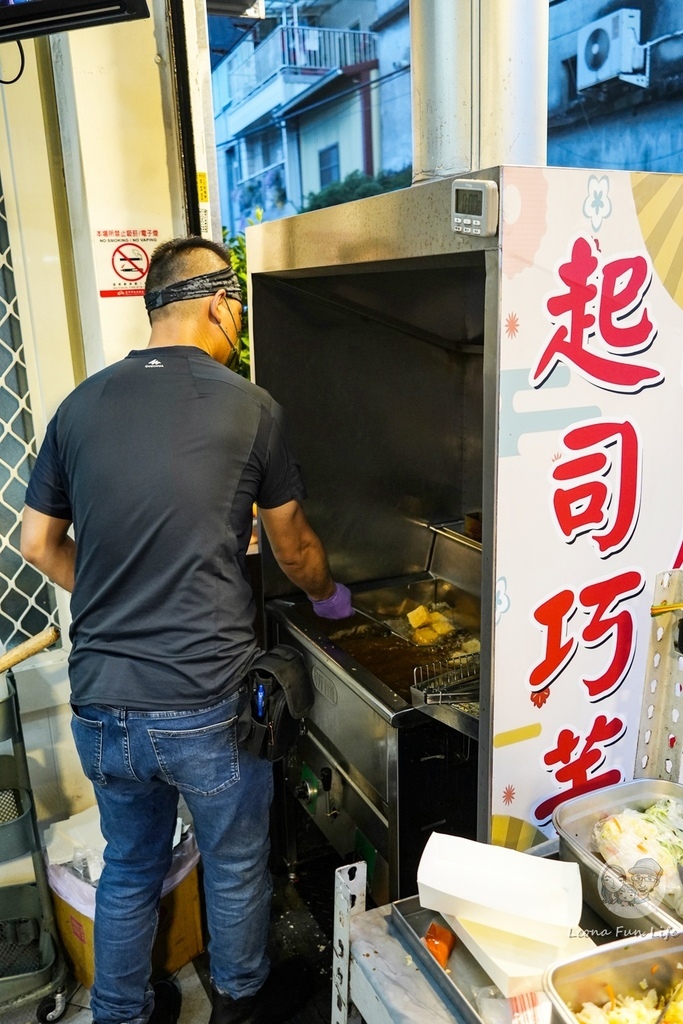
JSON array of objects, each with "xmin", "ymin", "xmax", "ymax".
[{"xmin": 2, "ymin": 841, "xmax": 343, "ymax": 1024}]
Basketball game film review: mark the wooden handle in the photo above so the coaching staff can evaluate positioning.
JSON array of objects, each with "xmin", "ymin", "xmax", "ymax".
[{"xmin": 0, "ymin": 625, "xmax": 61, "ymax": 673}]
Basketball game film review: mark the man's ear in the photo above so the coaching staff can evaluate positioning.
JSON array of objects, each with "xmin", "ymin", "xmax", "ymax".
[{"xmin": 208, "ymin": 290, "xmax": 225, "ymax": 322}]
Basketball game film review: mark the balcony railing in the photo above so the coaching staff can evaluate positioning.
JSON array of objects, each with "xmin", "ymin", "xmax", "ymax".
[{"xmin": 224, "ymin": 25, "xmax": 377, "ymax": 107}]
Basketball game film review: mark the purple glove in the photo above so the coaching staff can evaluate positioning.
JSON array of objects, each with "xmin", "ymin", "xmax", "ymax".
[{"xmin": 311, "ymin": 582, "xmax": 353, "ymax": 620}]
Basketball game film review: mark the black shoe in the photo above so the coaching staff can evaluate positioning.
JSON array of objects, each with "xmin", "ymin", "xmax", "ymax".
[
  {"xmin": 148, "ymin": 980, "xmax": 182, "ymax": 1024},
  {"xmin": 209, "ymin": 957, "xmax": 311, "ymax": 1024}
]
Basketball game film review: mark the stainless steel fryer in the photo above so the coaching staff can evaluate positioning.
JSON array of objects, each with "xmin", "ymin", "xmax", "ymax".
[
  {"xmin": 247, "ymin": 183, "xmax": 495, "ymax": 900},
  {"xmin": 267, "ymin": 527, "xmax": 482, "ymax": 905}
]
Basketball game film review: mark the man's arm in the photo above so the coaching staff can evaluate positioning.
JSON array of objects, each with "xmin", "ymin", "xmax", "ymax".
[
  {"xmin": 259, "ymin": 500, "xmax": 335, "ymax": 602},
  {"xmin": 20, "ymin": 506, "xmax": 75, "ymax": 594}
]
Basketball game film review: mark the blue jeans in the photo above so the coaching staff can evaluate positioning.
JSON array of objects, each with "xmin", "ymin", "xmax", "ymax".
[{"xmin": 71, "ymin": 688, "xmax": 274, "ymax": 1024}]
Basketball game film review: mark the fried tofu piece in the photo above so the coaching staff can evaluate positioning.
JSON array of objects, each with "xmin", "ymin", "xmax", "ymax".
[
  {"xmin": 431, "ymin": 619, "xmax": 455, "ymax": 636},
  {"xmin": 407, "ymin": 604, "xmax": 431, "ymax": 628},
  {"xmin": 412, "ymin": 626, "xmax": 438, "ymax": 645},
  {"xmin": 462, "ymin": 638, "xmax": 480, "ymax": 654}
]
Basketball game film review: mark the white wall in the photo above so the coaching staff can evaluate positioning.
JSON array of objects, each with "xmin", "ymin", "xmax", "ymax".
[
  {"xmin": 0, "ymin": 43, "xmax": 83, "ymax": 882},
  {"xmin": 0, "ymin": 0, "xmax": 216, "ymax": 881},
  {"xmin": 549, "ymin": 95, "xmax": 683, "ymax": 171},
  {"xmin": 299, "ymin": 92, "xmax": 364, "ymax": 197},
  {"xmin": 319, "ymin": 0, "xmax": 378, "ymax": 32},
  {"xmin": 375, "ymin": 13, "xmax": 411, "ymax": 173},
  {"xmin": 50, "ymin": 11, "xmax": 187, "ymax": 374}
]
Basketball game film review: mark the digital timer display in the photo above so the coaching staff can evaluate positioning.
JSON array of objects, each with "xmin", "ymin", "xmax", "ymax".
[
  {"xmin": 454, "ymin": 188, "xmax": 483, "ymax": 217},
  {"xmin": 451, "ymin": 179, "xmax": 498, "ymax": 236}
]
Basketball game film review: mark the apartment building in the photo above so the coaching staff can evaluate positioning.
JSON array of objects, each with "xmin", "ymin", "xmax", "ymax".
[{"xmin": 212, "ymin": 0, "xmax": 411, "ymax": 232}]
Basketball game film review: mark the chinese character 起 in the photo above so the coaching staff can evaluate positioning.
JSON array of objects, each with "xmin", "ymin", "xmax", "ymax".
[{"xmin": 532, "ymin": 236, "xmax": 661, "ymax": 393}]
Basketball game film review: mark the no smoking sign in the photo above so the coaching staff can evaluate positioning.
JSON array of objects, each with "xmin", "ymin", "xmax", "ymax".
[
  {"xmin": 96, "ymin": 228, "xmax": 159, "ymax": 298},
  {"xmin": 113, "ymin": 243, "xmax": 149, "ymax": 282}
]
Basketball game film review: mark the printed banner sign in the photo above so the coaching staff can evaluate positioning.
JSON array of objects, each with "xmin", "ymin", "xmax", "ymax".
[{"xmin": 493, "ymin": 167, "xmax": 683, "ymax": 849}]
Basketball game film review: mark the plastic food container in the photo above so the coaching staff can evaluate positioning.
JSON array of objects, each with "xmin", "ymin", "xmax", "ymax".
[{"xmin": 553, "ymin": 778, "xmax": 683, "ymax": 934}]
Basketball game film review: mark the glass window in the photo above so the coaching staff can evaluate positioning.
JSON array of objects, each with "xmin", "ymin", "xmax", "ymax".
[
  {"xmin": 262, "ymin": 127, "xmax": 283, "ymax": 168},
  {"xmin": 319, "ymin": 143, "xmax": 340, "ymax": 188}
]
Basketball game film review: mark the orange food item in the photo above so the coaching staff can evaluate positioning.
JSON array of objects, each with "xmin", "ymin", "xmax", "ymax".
[{"xmin": 422, "ymin": 920, "xmax": 456, "ymax": 968}]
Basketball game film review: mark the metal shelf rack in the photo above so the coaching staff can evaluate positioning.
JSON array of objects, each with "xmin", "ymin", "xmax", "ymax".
[{"xmin": 0, "ymin": 627, "xmax": 68, "ymax": 1023}]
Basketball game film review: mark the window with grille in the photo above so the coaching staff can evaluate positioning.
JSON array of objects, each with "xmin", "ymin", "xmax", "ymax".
[
  {"xmin": 0, "ymin": 188, "xmax": 60, "ymax": 649},
  {"xmin": 319, "ymin": 143, "xmax": 340, "ymax": 188}
]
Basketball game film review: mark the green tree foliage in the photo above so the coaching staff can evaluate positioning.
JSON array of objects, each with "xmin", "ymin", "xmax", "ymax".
[
  {"xmin": 224, "ymin": 209, "xmax": 262, "ymax": 379},
  {"xmin": 223, "ymin": 169, "xmax": 411, "ymax": 374},
  {"xmin": 304, "ymin": 167, "xmax": 412, "ymax": 212}
]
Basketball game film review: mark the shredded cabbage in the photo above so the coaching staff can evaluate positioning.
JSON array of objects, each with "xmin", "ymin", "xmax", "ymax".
[
  {"xmin": 574, "ymin": 989, "xmax": 659, "ymax": 1024},
  {"xmin": 574, "ymin": 986, "xmax": 683, "ymax": 1024},
  {"xmin": 591, "ymin": 799, "xmax": 683, "ymax": 915}
]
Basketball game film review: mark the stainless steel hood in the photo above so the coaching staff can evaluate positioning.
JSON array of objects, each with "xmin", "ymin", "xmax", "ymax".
[
  {"xmin": 247, "ymin": 171, "xmax": 499, "ymax": 600},
  {"xmin": 246, "ymin": 169, "xmax": 499, "ymax": 274},
  {"xmin": 247, "ymin": 171, "xmax": 502, "ymax": 884}
]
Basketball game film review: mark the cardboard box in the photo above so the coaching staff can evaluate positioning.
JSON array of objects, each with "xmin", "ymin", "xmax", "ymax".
[
  {"xmin": 443, "ymin": 913, "xmax": 595, "ymax": 997},
  {"xmin": 417, "ymin": 832, "xmax": 583, "ymax": 946},
  {"xmin": 51, "ymin": 863, "xmax": 205, "ymax": 990}
]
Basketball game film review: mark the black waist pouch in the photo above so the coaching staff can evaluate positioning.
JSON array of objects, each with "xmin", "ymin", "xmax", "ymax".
[{"xmin": 240, "ymin": 645, "xmax": 314, "ymax": 762}]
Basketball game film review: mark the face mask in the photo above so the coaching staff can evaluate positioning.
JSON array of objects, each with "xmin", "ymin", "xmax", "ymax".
[
  {"xmin": 221, "ymin": 297, "xmax": 242, "ymax": 372},
  {"xmin": 226, "ymin": 336, "xmax": 241, "ymax": 372}
]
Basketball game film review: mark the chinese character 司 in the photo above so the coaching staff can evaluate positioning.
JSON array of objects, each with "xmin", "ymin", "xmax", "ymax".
[
  {"xmin": 533, "ymin": 236, "xmax": 661, "ymax": 393},
  {"xmin": 552, "ymin": 419, "xmax": 641, "ymax": 557}
]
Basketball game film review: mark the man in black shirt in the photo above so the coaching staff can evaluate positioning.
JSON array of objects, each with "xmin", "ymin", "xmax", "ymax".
[{"xmin": 21, "ymin": 236, "xmax": 352, "ymax": 1024}]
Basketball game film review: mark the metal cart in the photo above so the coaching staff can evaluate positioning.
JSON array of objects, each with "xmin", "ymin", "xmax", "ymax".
[{"xmin": 0, "ymin": 626, "xmax": 70, "ymax": 1023}]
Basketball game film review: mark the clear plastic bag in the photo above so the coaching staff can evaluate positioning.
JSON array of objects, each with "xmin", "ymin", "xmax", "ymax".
[
  {"xmin": 72, "ymin": 846, "xmax": 103, "ymax": 884},
  {"xmin": 47, "ymin": 830, "xmax": 200, "ymax": 915}
]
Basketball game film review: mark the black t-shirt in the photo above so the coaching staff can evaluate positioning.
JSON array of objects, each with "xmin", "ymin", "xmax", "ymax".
[{"xmin": 25, "ymin": 346, "xmax": 306, "ymax": 709}]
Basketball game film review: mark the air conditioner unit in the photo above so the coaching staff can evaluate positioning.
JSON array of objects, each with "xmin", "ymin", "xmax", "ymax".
[{"xmin": 576, "ymin": 8, "xmax": 648, "ymax": 91}]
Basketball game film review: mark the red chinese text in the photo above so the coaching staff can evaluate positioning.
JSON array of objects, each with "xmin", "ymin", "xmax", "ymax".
[
  {"xmin": 530, "ymin": 569, "xmax": 644, "ymax": 701},
  {"xmin": 551, "ymin": 419, "xmax": 641, "ymax": 557},
  {"xmin": 532, "ymin": 236, "xmax": 661, "ymax": 393},
  {"xmin": 533, "ymin": 714, "xmax": 625, "ymax": 824}
]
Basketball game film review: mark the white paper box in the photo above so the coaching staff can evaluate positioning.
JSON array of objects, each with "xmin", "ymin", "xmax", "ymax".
[
  {"xmin": 444, "ymin": 913, "xmax": 594, "ymax": 997},
  {"xmin": 417, "ymin": 833, "xmax": 583, "ymax": 946}
]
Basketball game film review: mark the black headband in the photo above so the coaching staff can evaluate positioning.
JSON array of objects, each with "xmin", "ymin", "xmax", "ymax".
[{"xmin": 144, "ymin": 267, "xmax": 243, "ymax": 313}]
